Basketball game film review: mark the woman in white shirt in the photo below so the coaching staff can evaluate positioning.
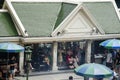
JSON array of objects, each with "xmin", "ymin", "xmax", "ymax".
[{"xmin": 106, "ymin": 51, "xmax": 113, "ymax": 68}]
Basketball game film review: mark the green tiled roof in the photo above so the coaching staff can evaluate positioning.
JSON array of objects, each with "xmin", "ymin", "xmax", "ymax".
[
  {"xmin": 83, "ymin": 2, "xmax": 120, "ymax": 34},
  {"xmin": 12, "ymin": 2, "xmax": 61, "ymax": 37},
  {"xmin": 11, "ymin": 2, "xmax": 120, "ymax": 36},
  {"xmin": 0, "ymin": 12, "xmax": 18, "ymax": 36},
  {"xmin": 54, "ymin": 3, "xmax": 77, "ymax": 29},
  {"xmin": 12, "ymin": 2, "xmax": 76, "ymax": 37}
]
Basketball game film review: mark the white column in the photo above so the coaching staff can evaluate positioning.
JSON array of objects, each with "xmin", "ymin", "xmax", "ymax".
[
  {"xmin": 19, "ymin": 51, "xmax": 24, "ymax": 74},
  {"xmin": 52, "ymin": 42, "xmax": 58, "ymax": 71},
  {"xmin": 85, "ymin": 40, "xmax": 92, "ymax": 63}
]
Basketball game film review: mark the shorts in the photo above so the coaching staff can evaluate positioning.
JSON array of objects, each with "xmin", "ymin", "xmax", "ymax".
[
  {"xmin": 9, "ymin": 70, "xmax": 14, "ymax": 74},
  {"xmin": 106, "ymin": 62, "xmax": 112, "ymax": 68}
]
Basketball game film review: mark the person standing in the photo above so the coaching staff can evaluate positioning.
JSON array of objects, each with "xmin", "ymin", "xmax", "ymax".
[
  {"xmin": 115, "ymin": 51, "xmax": 120, "ymax": 74},
  {"xmin": 43, "ymin": 55, "xmax": 50, "ymax": 71},
  {"xmin": 112, "ymin": 50, "xmax": 117, "ymax": 67},
  {"xmin": 68, "ymin": 56, "xmax": 75, "ymax": 69},
  {"xmin": 102, "ymin": 50, "xmax": 107, "ymax": 65},
  {"xmin": 106, "ymin": 50, "xmax": 113, "ymax": 68},
  {"xmin": 58, "ymin": 51, "xmax": 63, "ymax": 66},
  {"xmin": 9, "ymin": 56, "xmax": 16, "ymax": 79}
]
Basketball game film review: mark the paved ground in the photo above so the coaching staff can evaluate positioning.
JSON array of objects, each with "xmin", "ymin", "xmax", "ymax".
[
  {"xmin": 15, "ymin": 72, "xmax": 82, "ymax": 80},
  {"xmin": 15, "ymin": 71, "xmax": 109, "ymax": 80}
]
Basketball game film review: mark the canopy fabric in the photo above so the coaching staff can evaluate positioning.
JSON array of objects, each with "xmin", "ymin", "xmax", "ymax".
[
  {"xmin": 74, "ymin": 63, "xmax": 113, "ymax": 78},
  {"xmin": 99, "ymin": 39, "xmax": 120, "ymax": 49},
  {"xmin": 0, "ymin": 42, "xmax": 24, "ymax": 53}
]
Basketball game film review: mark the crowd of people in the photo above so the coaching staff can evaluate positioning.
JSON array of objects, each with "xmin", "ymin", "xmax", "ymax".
[
  {"xmin": 57, "ymin": 45, "xmax": 85, "ymax": 69},
  {"xmin": 102, "ymin": 49, "xmax": 120, "ymax": 80},
  {"xmin": 0, "ymin": 56, "xmax": 19, "ymax": 80},
  {"xmin": 31, "ymin": 52, "xmax": 51, "ymax": 71}
]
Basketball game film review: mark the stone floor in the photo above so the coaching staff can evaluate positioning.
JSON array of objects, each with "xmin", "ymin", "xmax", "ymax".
[{"xmin": 15, "ymin": 71, "xmax": 110, "ymax": 80}]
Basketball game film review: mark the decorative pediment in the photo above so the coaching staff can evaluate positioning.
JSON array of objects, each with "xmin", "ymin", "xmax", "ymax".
[
  {"xmin": 52, "ymin": 4, "xmax": 103, "ymax": 37},
  {"xmin": 65, "ymin": 11, "xmax": 93, "ymax": 33}
]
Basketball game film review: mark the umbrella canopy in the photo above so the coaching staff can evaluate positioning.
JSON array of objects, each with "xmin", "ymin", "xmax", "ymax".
[
  {"xmin": 74, "ymin": 63, "xmax": 113, "ymax": 78},
  {"xmin": 0, "ymin": 42, "xmax": 24, "ymax": 53},
  {"xmin": 99, "ymin": 39, "xmax": 120, "ymax": 49}
]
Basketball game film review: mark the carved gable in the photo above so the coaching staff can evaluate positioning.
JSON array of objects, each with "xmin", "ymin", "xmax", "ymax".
[
  {"xmin": 65, "ymin": 11, "xmax": 92, "ymax": 33},
  {"xmin": 52, "ymin": 5, "xmax": 100, "ymax": 37}
]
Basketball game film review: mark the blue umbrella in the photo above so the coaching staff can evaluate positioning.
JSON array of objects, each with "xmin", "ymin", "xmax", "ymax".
[
  {"xmin": 0, "ymin": 42, "xmax": 24, "ymax": 53},
  {"xmin": 99, "ymin": 39, "xmax": 120, "ymax": 49},
  {"xmin": 0, "ymin": 42, "xmax": 24, "ymax": 79},
  {"xmin": 74, "ymin": 63, "xmax": 113, "ymax": 78}
]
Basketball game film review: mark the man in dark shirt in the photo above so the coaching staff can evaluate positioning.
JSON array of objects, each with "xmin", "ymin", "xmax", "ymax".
[
  {"xmin": 115, "ymin": 52, "xmax": 120, "ymax": 74},
  {"xmin": 9, "ymin": 56, "xmax": 16, "ymax": 79}
]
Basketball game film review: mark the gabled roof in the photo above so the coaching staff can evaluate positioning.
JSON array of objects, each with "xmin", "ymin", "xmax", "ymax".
[
  {"xmin": 12, "ymin": 2, "xmax": 62, "ymax": 37},
  {"xmin": 51, "ymin": 3, "xmax": 104, "ymax": 37},
  {"xmin": 0, "ymin": 11, "xmax": 18, "ymax": 37},
  {"xmin": 54, "ymin": 3, "xmax": 77, "ymax": 29},
  {"xmin": 3, "ymin": 0, "xmax": 120, "ymax": 39},
  {"xmin": 5, "ymin": 1, "xmax": 77, "ymax": 37},
  {"xmin": 83, "ymin": 2, "xmax": 120, "ymax": 34}
]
